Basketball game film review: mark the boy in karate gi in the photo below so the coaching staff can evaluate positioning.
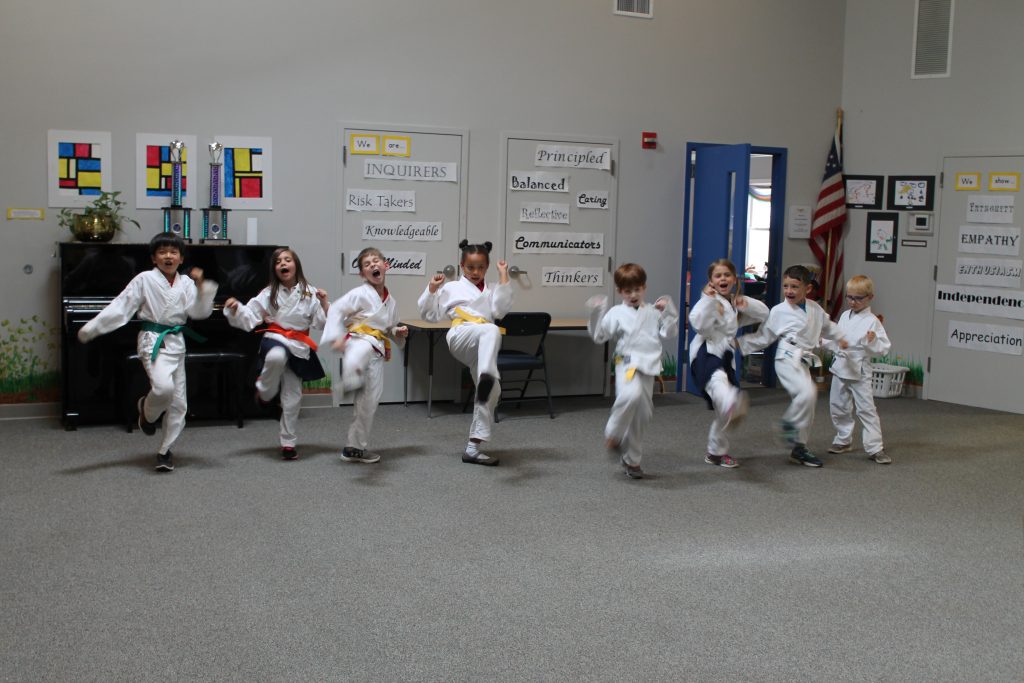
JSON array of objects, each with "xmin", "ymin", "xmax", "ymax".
[
  {"xmin": 78, "ymin": 233, "xmax": 217, "ymax": 472},
  {"xmin": 322, "ymin": 247, "xmax": 408, "ymax": 464},
  {"xmin": 587, "ymin": 263, "xmax": 678, "ymax": 479}
]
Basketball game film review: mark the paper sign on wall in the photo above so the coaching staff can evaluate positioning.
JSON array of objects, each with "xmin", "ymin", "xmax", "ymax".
[
  {"xmin": 382, "ymin": 136, "xmax": 410, "ymax": 157},
  {"xmin": 348, "ymin": 250, "xmax": 425, "ymax": 275},
  {"xmin": 935, "ymin": 285, "xmax": 1024, "ymax": 321},
  {"xmin": 958, "ymin": 225, "xmax": 1021, "ymax": 255},
  {"xmin": 788, "ymin": 205, "xmax": 811, "ymax": 238},
  {"xmin": 364, "ymin": 159, "xmax": 457, "ymax": 182},
  {"xmin": 512, "ymin": 231, "xmax": 604, "ymax": 254},
  {"xmin": 534, "ymin": 144, "xmax": 611, "ymax": 170},
  {"xmin": 947, "ymin": 320, "xmax": 1023, "ymax": 355},
  {"xmin": 955, "ymin": 173, "xmax": 981, "ymax": 191},
  {"xmin": 576, "ymin": 190, "xmax": 609, "ymax": 209},
  {"xmin": 509, "ymin": 171, "xmax": 569, "ymax": 192},
  {"xmin": 362, "ymin": 220, "xmax": 442, "ymax": 241},
  {"xmin": 520, "ymin": 202, "xmax": 570, "ymax": 224},
  {"xmin": 954, "ymin": 257, "xmax": 1023, "ymax": 288},
  {"xmin": 541, "ymin": 267, "xmax": 604, "ymax": 286},
  {"xmin": 966, "ymin": 195, "xmax": 1014, "ymax": 224},
  {"xmin": 349, "ymin": 134, "xmax": 380, "ymax": 155},
  {"xmin": 346, "ymin": 189, "xmax": 415, "ymax": 212}
]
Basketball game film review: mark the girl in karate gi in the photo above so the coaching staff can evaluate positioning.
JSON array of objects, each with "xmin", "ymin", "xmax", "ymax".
[
  {"xmin": 321, "ymin": 247, "xmax": 408, "ymax": 464},
  {"xmin": 78, "ymin": 233, "xmax": 218, "ymax": 472},
  {"xmin": 738, "ymin": 264, "xmax": 847, "ymax": 467},
  {"xmin": 586, "ymin": 263, "xmax": 678, "ymax": 479},
  {"xmin": 224, "ymin": 247, "xmax": 329, "ymax": 460},
  {"xmin": 688, "ymin": 259, "xmax": 769, "ymax": 469},
  {"xmin": 418, "ymin": 240, "xmax": 511, "ymax": 466},
  {"xmin": 822, "ymin": 275, "xmax": 892, "ymax": 464}
]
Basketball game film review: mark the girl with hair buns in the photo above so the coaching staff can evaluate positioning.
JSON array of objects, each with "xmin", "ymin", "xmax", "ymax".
[{"xmin": 418, "ymin": 240, "xmax": 512, "ymax": 466}]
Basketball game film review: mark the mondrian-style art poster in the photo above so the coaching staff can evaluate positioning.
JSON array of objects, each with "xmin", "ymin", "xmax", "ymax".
[
  {"xmin": 47, "ymin": 130, "xmax": 111, "ymax": 208},
  {"xmin": 216, "ymin": 135, "xmax": 273, "ymax": 210},
  {"xmin": 135, "ymin": 134, "xmax": 198, "ymax": 209}
]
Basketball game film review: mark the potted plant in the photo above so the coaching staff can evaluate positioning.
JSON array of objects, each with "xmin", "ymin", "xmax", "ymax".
[{"xmin": 58, "ymin": 191, "xmax": 141, "ymax": 242}]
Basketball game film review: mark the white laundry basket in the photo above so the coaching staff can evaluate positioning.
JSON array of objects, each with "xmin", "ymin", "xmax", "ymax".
[{"xmin": 870, "ymin": 363, "xmax": 909, "ymax": 398}]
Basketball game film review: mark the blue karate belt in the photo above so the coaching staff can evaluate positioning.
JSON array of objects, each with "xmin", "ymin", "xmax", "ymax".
[{"xmin": 140, "ymin": 321, "xmax": 207, "ymax": 361}]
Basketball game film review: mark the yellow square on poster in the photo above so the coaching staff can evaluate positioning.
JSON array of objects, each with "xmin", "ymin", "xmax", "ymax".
[
  {"xmin": 147, "ymin": 168, "xmax": 161, "ymax": 188},
  {"xmin": 77, "ymin": 171, "xmax": 101, "ymax": 188},
  {"xmin": 382, "ymin": 136, "xmax": 411, "ymax": 157},
  {"xmin": 59, "ymin": 158, "xmax": 69, "ymax": 178},
  {"xmin": 988, "ymin": 172, "xmax": 1020, "ymax": 192},
  {"xmin": 955, "ymin": 173, "xmax": 980, "ymax": 191},
  {"xmin": 234, "ymin": 148, "xmax": 252, "ymax": 172},
  {"xmin": 349, "ymin": 134, "xmax": 380, "ymax": 155}
]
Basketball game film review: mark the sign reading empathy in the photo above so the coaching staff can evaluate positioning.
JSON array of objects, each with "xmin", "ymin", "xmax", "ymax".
[
  {"xmin": 520, "ymin": 202, "xmax": 570, "ymax": 224},
  {"xmin": 947, "ymin": 320, "xmax": 1023, "ymax": 355},
  {"xmin": 346, "ymin": 189, "xmax": 415, "ymax": 212},
  {"xmin": 958, "ymin": 225, "xmax": 1021, "ymax": 256},
  {"xmin": 363, "ymin": 159, "xmax": 457, "ymax": 182},
  {"xmin": 512, "ymin": 231, "xmax": 604, "ymax": 254},
  {"xmin": 966, "ymin": 195, "xmax": 1014, "ymax": 224},
  {"xmin": 935, "ymin": 285, "xmax": 1024, "ymax": 321},
  {"xmin": 509, "ymin": 172, "xmax": 569, "ymax": 192},
  {"xmin": 541, "ymin": 267, "xmax": 603, "ymax": 286},
  {"xmin": 348, "ymin": 250, "xmax": 425, "ymax": 276},
  {"xmin": 534, "ymin": 144, "xmax": 611, "ymax": 170},
  {"xmin": 954, "ymin": 257, "xmax": 1023, "ymax": 288},
  {"xmin": 362, "ymin": 221, "xmax": 442, "ymax": 241}
]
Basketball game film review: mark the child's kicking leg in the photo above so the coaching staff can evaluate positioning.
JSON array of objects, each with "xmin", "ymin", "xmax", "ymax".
[
  {"xmin": 256, "ymin": 345, "xmax": 288, "ymax": 403},
  {"xmin": 340, "ymin": 336, "xmax": 375, "ymax": 394},
  {"xmin": 775, "ymin": 359, "xmax": 822, "ymax": 467},
  {"xmin": 704, "ymin": 369, "xmax": 744, "ymax": 468},
  {"xmin": 278, "ymin": 367, "xmax": 303, "ymax": 460},
  {"xmin": 341, "ymin": 352, "xmax": 384, "ymax": 464}
]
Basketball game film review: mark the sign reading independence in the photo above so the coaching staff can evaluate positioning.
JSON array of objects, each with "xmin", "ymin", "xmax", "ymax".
[
  {"xmin": 363, "ymin": 159, "xmax": 457, "ymax": 182},
  {"xmin": 512, "ymin": 231, "xmax": 604, "ymax": 254},
  {"xmin": 935, "ymin": 284, "xmax": 1024, "ymax": 320},
  {"xmin": 534, "ymin": 144, "xmax": 611, "ymax": 170}
]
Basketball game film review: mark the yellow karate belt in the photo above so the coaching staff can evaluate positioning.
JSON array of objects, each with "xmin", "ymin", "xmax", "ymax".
[
  {"xmin": 614, "ymin": 355, "xmax": 638, "ymax": 382},
  {"xmin": 348, "ymin": 323, "xmax": 391, "ymax": 361},
  {"xmin": 450, "ymin": 307, "xmax": 505, "ymax": 334}
]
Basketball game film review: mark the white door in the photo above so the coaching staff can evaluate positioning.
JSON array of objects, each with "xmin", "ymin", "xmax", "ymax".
[
  {"xmin": 502, "ymin": 134, "xmax": 618, "ymax": 395},
  {"xmin": 929, "ymin": 154, "xmax": 1024, "ymax": 413},
  {"xmin": 337, "ymin": 124, "xmax": 469, "ymax": 403}
]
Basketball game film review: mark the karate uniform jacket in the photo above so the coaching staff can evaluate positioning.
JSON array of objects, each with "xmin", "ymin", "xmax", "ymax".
[
  {"xmin": 739, "ymin": 298, "xmax": 844, "ymax": 367},
  {"xmin": 688, "ymin": 292, "xmax": 769, "ymax": 364},
  {"xmin": 417, "ymin": 276, "xmax": 514, "ymax": 324},
  {"xmin": 588, "ymin": 298, "xmax": 679, "ymax": 376},
  {"xmin": 823, "ymin": 307, "xmax": 890, "ymax": 380},
  {"xmin": 322, "ymin": 283, "xmax": 403, "ymax": 356},
  {"xmin": 225, "ymin": 283, "xmax": 326, "ymax": 359}
]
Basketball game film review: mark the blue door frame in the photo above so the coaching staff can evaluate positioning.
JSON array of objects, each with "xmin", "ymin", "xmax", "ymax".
[{"xmin": 678, "ymin": 142, "xmax": 787, "ymax": 393}]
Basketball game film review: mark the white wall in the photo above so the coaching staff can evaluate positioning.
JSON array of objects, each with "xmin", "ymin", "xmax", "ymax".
[
  {"xmin": 0, "ymin": 1, "xmax": 846, "ymax": 397},
  {"xmin": 842, "ymin": 0, "xmax": 1024, "ymax": 373}
]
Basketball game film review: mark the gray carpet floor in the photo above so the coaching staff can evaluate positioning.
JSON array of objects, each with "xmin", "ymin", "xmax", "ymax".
[{"xmin": 1, "ymin": 389, "xmax": 1022, "ymax": 682}]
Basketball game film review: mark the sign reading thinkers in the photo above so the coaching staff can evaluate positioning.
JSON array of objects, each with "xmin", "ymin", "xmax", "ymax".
[{"xmin": 512, "ymin": 231, "xmax": 604, "ymax": 254}]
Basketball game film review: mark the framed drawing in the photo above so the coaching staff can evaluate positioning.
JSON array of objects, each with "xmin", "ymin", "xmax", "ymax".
[
  {"xmin": 866, "ymin": 212, "xmax": 899, "ymax": 263},
  {"xmin": 135, "ymin": 133, "xmax": 198, "ymax": 209},
  {"xmin": 215, "ymin": 135, "xmax": 273, "ymax": 210},
  {"xmin": 886, "ymin": 175, "xmax": 934, "ymax": 211},
  {"xmin": 844, "ymin": 175, "xmax": 884, "ymax": 209},
  {"xmin": 47, "ymin": 130, "xmax": 112, "ymax": 208}
]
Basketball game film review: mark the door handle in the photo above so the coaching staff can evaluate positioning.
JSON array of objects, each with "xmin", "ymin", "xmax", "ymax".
[
  {"xmin": 509, "ymin": 265, "xmax": 527, "ymax": 277},
  {"xmin": 442, "ymin": 264, "xmax": 457, "ymax": 279}
]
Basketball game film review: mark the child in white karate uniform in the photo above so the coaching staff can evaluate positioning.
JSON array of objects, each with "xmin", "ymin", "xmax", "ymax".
[
  {"xmin": 738, "ymin": 264, "xmax": 847, "ymax": 467},
  {"xmin": 224, "ymin": 247, "xmax": 329, "ymax": 460},
  {"xmin": 418, "ymin": 240, "xmax": 511, "ymax": 466},
  {"xmin": 823, "ymin": 275, "xmax": 892, "ymax": 464},
  {"xmin": 688, "ymin": 259, "xmax": 769, "ymax": 469},
  {"xmin": 587, "ymin": 263, "xmax": 678, "ymax": 479},
  {"xmin": 321, "ymin": 247, "xmax": 408, "ymax": 464},
  {"xmin": 78, "ymin": 233, "xmax": 218, "ymax": 472}
]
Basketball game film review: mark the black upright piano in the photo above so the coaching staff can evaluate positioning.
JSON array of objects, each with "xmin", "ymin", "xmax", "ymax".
[{"xmin": 60, "ymin": 242, "xmax": 283, "ymax": 429}]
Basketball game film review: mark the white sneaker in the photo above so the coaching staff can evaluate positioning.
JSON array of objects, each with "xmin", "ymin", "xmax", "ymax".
[
  {"xmin": 828, "ymin": 442, "xmax": 853, "ymax": 454},
  {"xmin": 869, "ymin": 451, "xmax": 892, "ymax": 464}
]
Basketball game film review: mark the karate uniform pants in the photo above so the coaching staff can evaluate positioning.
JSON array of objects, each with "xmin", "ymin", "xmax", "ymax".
[
  {"xmin": 138, "ymin": 346, "xmax": 187, "ymax": 456},
  {"xmin": 257, "ymin": 346, "xmax": 304, "ymax": 448},
  {"xmin": 773, "ymin": 356, "xmax": 817, "ymax": 445},
  {"xmin": 705, "ymin": 369, "xmax": 740, "ymax": 456},
  {"xmin": 829, "ymin": 374, "xmax": 883, "ymax": 455},
  {"xmin": 341, "ymin": 337, "xmax": 384, "ymax": 450},
  {"xmin": 607, "ymin": 365, "xmax": 654, "ymax": 467},
  {"xmin": 446, "ymin": 323, "xmax": 501, "ymax": 442}
]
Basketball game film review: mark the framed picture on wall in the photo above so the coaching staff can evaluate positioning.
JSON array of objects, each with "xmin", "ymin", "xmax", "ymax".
[
  {"xmin": 886, "ymin": 175, "xmax": 934, "ymax": 211},
  {"xmin": 866, "ymin": 212, "xmax": 899, "ymax": 263},
  {"xmin": 844, "ymin": 174, "xmax": 884, "ymax": 209}
]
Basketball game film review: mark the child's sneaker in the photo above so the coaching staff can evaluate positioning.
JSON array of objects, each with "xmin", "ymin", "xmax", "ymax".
[
  {"xmin": 869, "ymin": 450, "xmax": 892, "ymax": 464},
  {"xmin": 777, "ymin": 420, "xmax": 799, "ymax": 446},
  {"xmin": 137, "ymin": 397, "xmax": 158, "ymax": 436},
  {"xmin": 705, "ymin": 453, "xmax": 740, "ymax": 468},
  {"xmin": 828, "ymin": 442, "xmax": 853, "ymax": 454},
  {"xmin": 340, "ymin": 447, "xmax": 381, "ymax": 464},
  {"xmin": 155, "ymin": 451, "xmax": 174, "ymax": 472},
  {"xmin": 723, "ymin": 392, "xmax": 749, "ymax": 430},
  {"xmin": 281, "ymin": 446, "xmax": 298, "ymax": 460},
  {"xmin": 790, "ymin": 444, "xmax": 823, "ymax": 467},
  {"xmin": 621, "ymin": 456, "xmax": 644, "ymax": 479}
]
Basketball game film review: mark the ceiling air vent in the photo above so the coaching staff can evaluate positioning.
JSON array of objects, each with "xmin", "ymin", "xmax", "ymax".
[
  {"xmin": 614, "ymin": 0, "xmax": 652, "ymax": 19},
  {"xmin": 912, "ymin": 0, "xmax": 954, "ymax": 78}
]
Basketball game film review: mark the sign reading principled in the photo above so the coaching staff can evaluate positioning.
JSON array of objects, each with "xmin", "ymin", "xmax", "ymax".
[{"xmin": 534, "ymin": 144, "xmax": 611, "ymax": 170}]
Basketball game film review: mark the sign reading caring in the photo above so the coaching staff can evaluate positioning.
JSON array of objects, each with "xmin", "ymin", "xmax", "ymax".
[
  {"xmin": 576, "ymin": 190, "xmax": 609, "ymax": 209},
  {"xmin": 512, "ymin": 231, "xmax": 604, "ymax": 254},
  {"xmin": 362, "ymin": 220, "xmax": 442, "ymax": 241}
]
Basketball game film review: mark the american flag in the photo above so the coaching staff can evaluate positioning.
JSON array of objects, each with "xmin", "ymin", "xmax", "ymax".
[{"xmin": 809, "ymin": 117, "xmax": 847, "ymax": 318}]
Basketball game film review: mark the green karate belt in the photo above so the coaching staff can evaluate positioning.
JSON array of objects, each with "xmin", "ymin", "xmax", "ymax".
[{"xmin": 140, "ymin": 321, "xmax": 207, "ymax": 361}]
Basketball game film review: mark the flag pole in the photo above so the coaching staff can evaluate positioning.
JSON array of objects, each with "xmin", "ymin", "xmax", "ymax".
[{"xmin": 822, "ymin": 107, "xmax": 843, "ymax": 309}]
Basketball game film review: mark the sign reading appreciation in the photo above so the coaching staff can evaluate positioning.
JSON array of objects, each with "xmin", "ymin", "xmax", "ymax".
[
  {"xmin": 541, "ymin": 267, "xmax": 603, "ymax": 287},
  {"xmin": 966, "ymin": 194, "xmax": 1014, "ymax": 224},
  {"xmin": 512, "ymin": 231, "xmax": 604, "ymax": 254},
  {"xmin": 958, "ymin": 225, "xmax": 1021, "ymax": 255},
  {"xmin": 947, "ymin": 320, "xmax": 1023, "ymax": 355},
  {"xmin": 954, "ymin": 257, "xmax": 1023, "ymax": 288},
  {"xmin": 363, "ymin": 159, "xmax": 457, "ymax": 182},
  {"xmin": 348, "ymin": 250, "xmax": 425, "ymax": 276},
  {"xmin": 509, "ymin": 171, "xmax": 569, "ymax": 192},
  {"xmin": 346, "ymin": 189, "xmax": 415, "ymax": 212},
  {"xmin": 534, "ymin": 144, "xmax": 611, "ymax": 170},
  {"xmin": 362, "ymin": 220, "xmax": 442, "ymax": 241}
]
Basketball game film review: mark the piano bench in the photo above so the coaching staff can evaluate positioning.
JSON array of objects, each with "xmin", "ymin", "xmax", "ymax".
[{"xmin": 120, "ymin": 351, "xmax": 249, "ymax": 432}]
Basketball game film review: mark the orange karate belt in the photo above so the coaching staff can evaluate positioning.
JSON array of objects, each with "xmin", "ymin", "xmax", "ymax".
[{"xmin": 257, "ymin": 322, "xmax": 318, "ymax": 352}]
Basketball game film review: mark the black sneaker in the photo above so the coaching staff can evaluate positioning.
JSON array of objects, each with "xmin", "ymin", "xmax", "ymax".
[
  {"xmin": 340, "ymin": 447, "xmax": 381, "ymax": 464},
  {"xmin": 155, "ymin": 452, "xmax": 174, "ymax": 472},
  {"xmin": 281, "ymin": 446, "xmax": 298, "ymax": 460},
  {"xmin": 137, "ymin": 397, "xmax": 157, "ymax": 436},
  {"xmin": 462, "ymin": 450, "xmax": 499, "ymax": 466},
  {"xmin": 621, "ymin": 456, "xmax": 644, "ymax": 479},
  {"xmin": 790, "ymin": 445, "xmax": 823, "ymax": 467},
  {"xmin": 476, "ymin": 374, "xmax": 496, "ymax": 404}
]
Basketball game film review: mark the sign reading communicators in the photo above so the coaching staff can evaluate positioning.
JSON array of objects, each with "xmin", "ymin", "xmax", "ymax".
[
  {"xmin": 362, "ymin": 221, "xmax": 442, "ymax": 241},
  {"xmin": 512, "ymin": 231, "xmax": 604, "ymax": 254}
]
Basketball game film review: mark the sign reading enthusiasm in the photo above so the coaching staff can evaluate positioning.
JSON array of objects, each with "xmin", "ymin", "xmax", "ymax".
[
  {"xmin": 541, "ymin": 267, "xmax": 604, "ymax": 286},
  {"xmin": 362, "ymin": 220, "xmax": 442, "ymax": 241},
  {"xmin": 966, "ymin": 195, "xmax": 1014, "ymax": 224},
  {"xmin": 534, "ymin": 144, "xmax": 611, "ymax": 170},
  {"xmin": 509, "ymin": 171, "xmax": 569, "ymax": 192},
  {"xmin": 958, "ymin": 225, "xmax": 1021, "ymax": 256},
  {"xmin": 954, "ymin": 257, "xmax": 1023, "ymax": 288},
  {"xmin": 512, "ymin": 231, "xmax": 604, "ymax": 254},
  {"xmin": 520, "ymin": 202, "xmax": 570, "ymax": 224},
  {"xmin": 947, "ymin": 320, "xmax": 1023, "ymax": 355},
  {"xmin": 935, "ymin": 284, "xmax": 1024, "ymax": 321},
  {"xmin": 348, "ymin": 250, "xmax": 425, "ymax": 276},
  {"xmin": 346, "ymin": 189, "xmax": 415, "ymax": 212},
  {"xmin": 363, "ymin": 159, "xmax": 457, "ymax": 182}
]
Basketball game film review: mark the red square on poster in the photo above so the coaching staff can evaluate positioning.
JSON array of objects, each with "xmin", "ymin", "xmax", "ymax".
[
  {"xmin": 60, "ymin": 179, "xmax": 77, "ymax": 188},
  {"xmin": 147, "ymin": 146, "xmax": 161, "ymax": 166},
  {"xmin": 238, "ymin": 177, "xmax": 262, "ymax": 198},
  {"xmin": 75, "ymin": 143, "xmax": 92, "ymax": 158}
]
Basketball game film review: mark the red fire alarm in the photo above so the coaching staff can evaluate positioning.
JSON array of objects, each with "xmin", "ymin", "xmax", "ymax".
[{"xmin": 642, "ymin": 131, "xmax": 657, "ymax": 149}]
